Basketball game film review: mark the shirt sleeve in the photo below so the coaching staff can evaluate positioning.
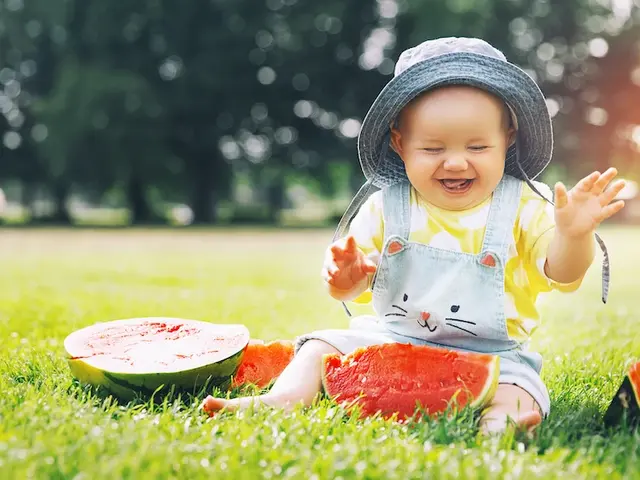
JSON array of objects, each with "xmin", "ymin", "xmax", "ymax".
[
  {"xmin": 346, "ymin": 191, "xmax": 384, "ymax": 304},
  {"xmin": 518, "ymin": 181, "xmax": 583, "ymax": 294}
]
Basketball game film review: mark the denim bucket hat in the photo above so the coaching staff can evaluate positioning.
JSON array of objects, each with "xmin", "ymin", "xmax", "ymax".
[
  {"xmin": 358, "ymin": 37, "xmax": 551, "ymax": 189},
  {"xmin": 334, "ymin": 37, "xmax": 611, "ymax": 308}
]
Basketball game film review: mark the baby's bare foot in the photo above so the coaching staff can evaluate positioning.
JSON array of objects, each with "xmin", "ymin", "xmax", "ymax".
[
  {"xmin": 200, "ymin": 392, "xmax": 309, "ymax": 417},
  {"xmin": 200, "ymin": 395, "xmax": 264, "ymax": 416},
  {"xmin": 480, "ymin": 410, "xmax": 542, "ymax": 435}
]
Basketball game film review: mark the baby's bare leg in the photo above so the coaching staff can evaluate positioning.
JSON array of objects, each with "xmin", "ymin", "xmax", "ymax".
[
  {"xmin": 202, "ymin": 339, "xmax": 340, "ymax": 414},
  {"xmin": 479, "ymin": 384, "xmax": 543, "ymax": 434}
]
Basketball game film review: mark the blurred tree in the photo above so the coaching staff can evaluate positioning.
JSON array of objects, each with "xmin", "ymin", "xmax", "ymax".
[{"xmin": 1, "ymin": 0, "xmax": 639, "ymax": 226}]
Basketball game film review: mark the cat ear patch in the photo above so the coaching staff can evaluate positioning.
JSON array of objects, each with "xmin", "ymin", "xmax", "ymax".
[
  {"xmin": 480, "ymin": 252, "xmax": 497, "ymax": 268},
  {"xmin": 388, "ymin": 241, "xmax": 404, "ymax": 255},
  {"xmin": 385, "ymin": 236, "xmax": 408, "ymax": 256}
]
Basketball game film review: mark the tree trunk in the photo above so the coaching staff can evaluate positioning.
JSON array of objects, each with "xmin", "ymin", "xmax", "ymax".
[
  {"xmin": 266, "ymin": 176, "xmax": 285, "ymax": 225},
  {"xmin": 127, "ymin": 172, "xmax": 155, "ymax": 224},
  {"xmin": 33, "ymin": 181, "xmax": 71, "ymax": 224},
  {"xmin": 51, "ymin": 182, "xmax": 72, "ymax": 224},
  {"xmin": 190, "ymin": 153, "xmax": 217, "ymax": 224}
]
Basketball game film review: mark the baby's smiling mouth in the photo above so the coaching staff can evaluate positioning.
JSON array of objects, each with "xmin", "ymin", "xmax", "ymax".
[{"xmin": 439, "ymin": 179, "xmax": 474, "ymax": 193}]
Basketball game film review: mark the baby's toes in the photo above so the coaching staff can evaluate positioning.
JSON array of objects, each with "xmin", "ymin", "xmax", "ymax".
[
  {"xmin": 516, "ymin": 410, "xmax": 542, "ymax": 430},
  {"xmin": 480, "ymin": 410, "xmax": 542, "ymax": 436}
]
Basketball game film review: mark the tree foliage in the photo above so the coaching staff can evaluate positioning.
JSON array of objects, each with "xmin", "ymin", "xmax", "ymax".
[{"xmin": 1, "ymin": 0, "xmax": 638, "ymax": 224}]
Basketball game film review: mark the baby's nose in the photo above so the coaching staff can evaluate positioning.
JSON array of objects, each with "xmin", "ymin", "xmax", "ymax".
[{"xmin": 443, "ymin": 155, "xmax": 468, "ymax": 171}]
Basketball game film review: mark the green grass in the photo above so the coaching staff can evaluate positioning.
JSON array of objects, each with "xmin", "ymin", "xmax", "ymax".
[{"xmin": 1, "ymin": 227, "xmax": 640, "ymax": 479}]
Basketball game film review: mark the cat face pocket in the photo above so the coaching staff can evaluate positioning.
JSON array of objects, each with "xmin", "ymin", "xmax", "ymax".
[{"xmin": 383, "ymin": 291, "xmax": 478, "ymax": 338}]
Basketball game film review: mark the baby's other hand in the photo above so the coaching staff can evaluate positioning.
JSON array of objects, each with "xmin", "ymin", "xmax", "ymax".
[
  {"xmin": 554, "ymin": 167, "xmax": 626, "ymax": 238},
  {"xmin": 321, "ymin": 235, "xmax": 377, "ymax": 293}
]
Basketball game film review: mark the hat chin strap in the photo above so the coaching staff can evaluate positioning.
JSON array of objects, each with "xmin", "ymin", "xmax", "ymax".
[
  {"xmin": 513, "ymin": 139, "xmax": 610, "ymax": 304},
  {"xmin": 332, "ymin": 178, "xmax": 377, "ymax": 317}
]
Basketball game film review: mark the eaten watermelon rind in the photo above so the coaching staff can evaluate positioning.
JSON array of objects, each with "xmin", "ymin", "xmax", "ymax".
[
  {"xmin": 604, "ymin": 360, "xmax": 640, "ymax": 428},
  {"xmin": 629, "ymin": 362, "xmax": 640, "ymax": 405},
  {"xmin": 231, "ymin": 339, "xmax": 295, "ymax": 388},
  {"xmin": 64, "ymin": 317, "xmax": 250, "ymax": 400}
]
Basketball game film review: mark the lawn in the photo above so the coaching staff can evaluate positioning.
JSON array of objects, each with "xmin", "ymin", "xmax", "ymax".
[{"xmin": 1, "ymin": 227, "xmax": 640, "ymax": 479}]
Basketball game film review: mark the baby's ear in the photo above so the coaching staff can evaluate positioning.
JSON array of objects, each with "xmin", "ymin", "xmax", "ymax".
[
  {"xmin": 507, "ymin": 127, "xmax": 516, "ymax": 147},
  {"xmin": 389, "ymin": 123, "xmax": 403, "ymax": 156}
]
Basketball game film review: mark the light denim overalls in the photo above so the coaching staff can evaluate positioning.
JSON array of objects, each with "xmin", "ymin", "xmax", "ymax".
[{"xmin": 295, "ymin": 174, "xmax": 551, "ymax": 415}]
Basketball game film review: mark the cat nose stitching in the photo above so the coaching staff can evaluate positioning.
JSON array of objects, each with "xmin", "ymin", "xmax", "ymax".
[{"xmin": 420, "ymin": 312, "xmax": 431, "ymax": 321}]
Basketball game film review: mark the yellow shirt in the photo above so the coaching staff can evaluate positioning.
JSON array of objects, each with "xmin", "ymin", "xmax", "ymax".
[{"xmin": 348, "ymin": 180, "xmax": 582, "ymax": 343}]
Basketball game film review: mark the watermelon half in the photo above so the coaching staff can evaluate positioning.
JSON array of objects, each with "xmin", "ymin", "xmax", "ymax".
[
  {"xmin": 64, "ymin": 317, "xmax": 250, "ymax": 400},
  {"xmin": 321, "ymin": 343, "xmax": 499, "ymax": 420},
  {"xmin": 604, "ymin": 361, "xmax": 640, "ymax": 428},
  {"xmin": 232, "ymin": 339, "xmax": 294, "ymax": 388}
]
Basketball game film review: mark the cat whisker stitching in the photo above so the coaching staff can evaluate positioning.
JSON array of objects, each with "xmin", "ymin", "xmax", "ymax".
[
  {"xmin": 385, "ymin": 313, "xmax": 407, "ymax": 317},
  {"xmin": 417, "ymin": 319, "xmax": 437, "ymax": 332},
  {"xmin": 391, "ymin": 304, "xmax": 408, "ymax": 313},
  {"xmin": 444, "ymin": 318, "xmax": 476, "ymax": 325},
  {"xmin": 446, "ymin": 323, "xmax": 478, "ymax": 336}
]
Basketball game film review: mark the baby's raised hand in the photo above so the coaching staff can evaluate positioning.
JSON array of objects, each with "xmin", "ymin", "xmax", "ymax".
[
  {"xmin": 554, "ymin": 167, "xmax": 626, "ymax": 238},
  {"xmin": 322, "ymin": 235, "xmax": 377, "ymax": 293}
]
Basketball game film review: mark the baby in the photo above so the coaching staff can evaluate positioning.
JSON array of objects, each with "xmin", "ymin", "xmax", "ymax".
[{"xmin": 203, "ymin": 37, "xmax": 625, "ymax": 434}]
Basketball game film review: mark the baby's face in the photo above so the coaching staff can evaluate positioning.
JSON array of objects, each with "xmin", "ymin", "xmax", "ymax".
[{"xmin": 390, "ymin": 86, "xmax": 514, "ymax": 211}]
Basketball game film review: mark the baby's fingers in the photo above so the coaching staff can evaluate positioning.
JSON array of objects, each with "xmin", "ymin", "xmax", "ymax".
[
  {"xmin": 321, "ymin": 259, "xmax": 338, "ymax": 279},
  {"xmin": 361, "ymin": 258, "xmax": 378, "ymax": 274},
  {"xmin": 554, "ymin": 182, "xmax": 569, "ymax": 209},
  {"xmin": 574, "ymin": 171, "xmax": 600, "ymax": 193},
  {"xmin": 600, "ymin": 179, "xmax": 626, "ymax": 206},
  {"xmin": 330, "ymin": 235, "xmax": 357, "ymax": 261},
  {"xmin": 593, "ymin": 167, "xmax": 618, "ymax": 194},
  {"xmin": 345, "ymin": 235, "xmax": 358, "ymax": 253},
  {"xmin": 330, "ymin": 243, "xmax": 345, "ymax": 260},
  {"xmin": 599, "ymin": 200, "xmax": 625, "ymax": 222},
  {"xmin": 321, "ymin": 267, "xmax": 339, "ymax": 287}
]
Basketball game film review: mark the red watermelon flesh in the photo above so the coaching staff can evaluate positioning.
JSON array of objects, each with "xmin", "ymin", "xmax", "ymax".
[
  {"xmin": 232, "ymin": 339, "xmax": 295, "ymax": 388},
  {"xmin": 630, "ymin": 362, "xmax": 640, "ymax": 399},
  {"xmin": 321, "ymin": 343, "xmax": 499, "ymax": 420}
]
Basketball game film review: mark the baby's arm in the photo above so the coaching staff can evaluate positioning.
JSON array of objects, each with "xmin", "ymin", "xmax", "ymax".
[{"xmin": 544, "ymin": 168, "xmax": 625, "ymax": 284}]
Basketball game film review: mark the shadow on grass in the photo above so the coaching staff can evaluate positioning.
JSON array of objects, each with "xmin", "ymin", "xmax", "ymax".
[
  {"xmin": 533, "ymin": 391, "xmax": 640, "ymax": 454},
  {"xmin": 64, "ymin": 376, "xmax": 277, "ymax": 418}
]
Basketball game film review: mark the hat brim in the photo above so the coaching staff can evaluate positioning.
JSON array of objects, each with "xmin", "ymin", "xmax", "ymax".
[{"xmin": 357, "ymin": 52, "xmax": 553, "ymax": 188}]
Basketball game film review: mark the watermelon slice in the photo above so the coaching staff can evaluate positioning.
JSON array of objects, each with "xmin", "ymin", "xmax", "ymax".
[
  {"xmin": 232, "ymin": 339, "xmax": 294, "ymax": 388},
  {"xmin": 604, "ymin": 361, "xmax": 640, "ymax": 427},
  {"xmin": 64, "ymin": 317, "xmax": 249, "ymax": 400},
  {"xmin": 321, "ymin": 343, "xmax": 499, "ymax": 420}
]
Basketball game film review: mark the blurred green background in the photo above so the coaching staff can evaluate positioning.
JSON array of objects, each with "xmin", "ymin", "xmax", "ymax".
[{"xmin": 1, "ymin": 0, "xmax": 640, "ymax": 227}]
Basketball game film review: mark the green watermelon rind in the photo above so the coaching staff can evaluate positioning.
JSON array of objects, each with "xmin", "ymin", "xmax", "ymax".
[
  {"xmin": 68, "ymin": 350, "xmax": 244, "ymax": 400},
  {"xmin": 64, "ymin": 317, "xmax": 249, "ymax": 400},
  {"xmin": 470, "ymin": 355, "xmax": 500, "ymax": 409},
  {"xmin": 320, "ymin": 343, "xmax": 500, "ymax": 418}
]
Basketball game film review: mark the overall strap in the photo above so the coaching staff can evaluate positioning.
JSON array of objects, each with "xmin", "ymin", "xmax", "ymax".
[
  {"xmin": 332, "ymin": 179, "xmax": 376, "ymax": 242},
  {"xmin": 514, "ymin": 148, "xmax": 610, "ymax": 303},
  {"xmin": 381, "ymin": 180, "xmax": 411, "ymax": 242},
  {"xmin": 481, "ymin": 175, "xmax": 523, "ymax": 262}
]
